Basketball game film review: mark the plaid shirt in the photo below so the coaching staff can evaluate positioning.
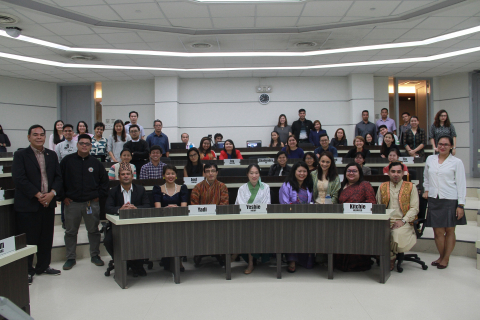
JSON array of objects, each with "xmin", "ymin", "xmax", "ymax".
[
  {"xmin": 402, "ymin": 128, "xmax": 426, "ymax": 158},
  {"xmin": 139, "ymin": 161, "xmax": 166, "ymax": 180}
]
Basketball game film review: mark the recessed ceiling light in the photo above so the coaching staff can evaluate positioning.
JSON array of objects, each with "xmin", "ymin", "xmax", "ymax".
[
  {"xmin": 0, "ymin": 13, "xmax": 19, "ymax": 24},
  {"xmin": 70, "ymin": 55, "xmax": 96, "ymax": 61},
  {"xmin": 295, "ymin": 42, "xmax": 317, "ymax": 48},
  {"xmin": 191, "ymin": 43, "xmax": 212, "ymax": 49}
]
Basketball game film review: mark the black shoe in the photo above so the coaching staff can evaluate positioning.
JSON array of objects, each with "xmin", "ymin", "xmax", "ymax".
[
  {"xmin": 138, "ymin": 266, "xmax": 147, "ymax": 277},
  {"xmin": 193, "ymin": 256, "xmax": 202, "ymax": 268},
  {"xmin": 63, "ymin": 259, "xmax": 76, "ymax": 270},
  {"xmin": 28, "ymin": 274, "xmax": 33, "ymax": 285},
  {"xmin": 40, "ymin": 267, "xmax": 61, "ymax": 276},
  {"xmin": 91, "ymin": 255, "xmax": 104, "ymax": 266}
]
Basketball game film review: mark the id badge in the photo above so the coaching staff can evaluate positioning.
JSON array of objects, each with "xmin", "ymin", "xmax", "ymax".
[{"xmin": 86, "ymin": 206, "xmax": 92, "ymax": 214}]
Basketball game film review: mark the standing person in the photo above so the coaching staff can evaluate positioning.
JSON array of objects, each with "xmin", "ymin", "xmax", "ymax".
[
  {"xmin": 429, "ymin": 109, "xmax": 457, "ymax": 155},
  {"xmin": 12, "ymin": 125, "xmax": 63, "ymax": 284},
  {"xmin": 90, "ymin": 122, "xmax": 108, "ymax": 162},
  {"xmin": 274, "ymin": 114, "xmax": 292, "ymax": 145},
  {"xmin": 279, "ymin": 161, "xmax": 314, "ymax": 273},
  {"xmin": 73, "ymin": 121, "xmax": 93, "ymax": 141},
  {"xmin": 219, "ymin": 139, "xmax": 243, "ymax": 160},
  {"xmin": 107, "ymin": 119, "xmax": 132, "ymax": 163},
  {"xmin": 376, "ymin": 108, "xmax": 397, "ymax": 137},
  {"xmin": 139, "ymin": 146, "xmax": 166, "ymax": 180},
  {"xmin": 380, "ymin": 132, "xmax": 400, "ymax": 158},
  {"xmin": 268, "ymin": 151, "xmax": 291, "ymax": 177},
  {"xmin": 403, "ymin": 116, "xmax": 426, "ymax": 161},
  {"xmin": 60, "ymin": 134, "xmax": 109, "ymax": 270},
  {"xmin": 235, "ymin": 164, "xmax": 271, "ymax": 274},
  {"xmin": 398, "ymin": 112, "xmax": 411, "ymax": 145},
  {"xmin": 303, "ymin": 152, "xmax": 318, "ymax": 172},
  {"xmin": 146, "ymin": 120, "xmax": 169, "ymax": 158},
  {"xmin": 314, "ymin": 134, "xmax": 338, "ymax": 158},
  {"xmin": 346, "ymin": 136, "xmax": 371, "ymax": 159},
  {"xmin": 124, "ymin": 124, "xmax": 149, "ymax": 171},
  {"xmin": 48, "ymin": 120, "xmax": 64, "ymax": 151},
  {"xmin": 184, "ymin": 148, "xmax": 204, "ymax": 177},
  {"xmin": 423, "ymin": 136, "xmax": 466, "ymax": 269},
  {"xmin": 0, "ymin": 124, "xmax": 11, "ymax": 152},
  {"xmin": 291, "ymin": 109, "xmax": 313, "ymax": 143},
  {"xmin": 330, "ymin": 128, "xmax": 347, "ymax": 147},
  {"xmin": 355, "ymin": 110, "xmax": 377, "ymax": 143},
  {"xmin": 376, "ymin": 162, "xmax": 419, "ymax": 271},
  {"xmin": 311, "ymin": 151, "xmax": 340, "ymax": 204},
  {"xmin": 198, "ymin": 137, "xmax": 216, "ymax": 160},
  {"xmin": 181, "ymin": 133, "xmax": 195, "ymax": 149},
  {"xmin": 124, "ymin": 111, "xmax": 145, "ymax": 140},
  {"xmin": 269, "ymin": 131, "xmax": 284, "ymax": 148},
  {"xmin": 308, "ymin": 120, "xmax": 327, "ymax": 147},
  {"xmin": 281, "ymin": 136, "xmax": 304, "ymax": 159},
  {"xmin": 213, "ymin": 133, "xmax": 223, "ymax": 148},
  {"xmin": 108, "ymin": 149, "xmax": 137, "ymax": 180}
]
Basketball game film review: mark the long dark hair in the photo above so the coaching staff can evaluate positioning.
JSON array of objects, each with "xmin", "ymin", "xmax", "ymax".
[
  {"xmin": 76, "ymin": 121, "xmax": 89, "ymax": 134},
  {"xmin": 380, "ymin": 132, "xmax": 395, "ymax": 155},
  {"xmin": 223, "ymin": 139, "xmax": 239, "ymax": 159},
  {"xmin": 286, "ymin": 135, "xmax": 298, "ymax": 155},
  {"xmin": 0, "ymin": 124, "xmax": 3, "ymax": 135},
  {"xmin": 53, "ymin": 120, "xmax": 64, "ymax": 144},
  {"xmin": 334, "ymin": 128, "xmax": 346, "ymax": 141},
  {"xmin": 269, "ymin": 131, "xmax": 281, "ymax": 147},
  {"xmin": 112, "ymin": 119, "xmax": 126, "ymax": 142},
  {"xmin": 198, "ymin": 137, "xmax": 213, "ymax": 158},
  {"xmin": 277, "ymin": 114, "xmax": 288, "ymax": 127},
  {"xmin": 316, "ymin": 151, "xmax": 338, "ymax": 181},
  {"xmin": 163, "ymin": 164, "xmax": 177, "ymax": 176},
  {"xmin": 434, "ymin": 109, "xmax": 451, "ymax": 127},
  {"xmin": 338, "ymin": 162, "xmax": 365, "ymax": 199},
  {"xmin": 303, "ymin": 152, "xmax": 318, "ymax": 170},
  {"xmin": 438, "ymin": 135, "xmax": 454, "ymax": 154},
  {"xmin": 285, "ymin": 161, "xmax": 313, "ymax": 192},
  {"xmin": 246, "ymin": 164, "xmax": 261, "ymax": 176},
  {"xmin": 185, "ymin": 147, "xmax": 203, "ymax": 175}
]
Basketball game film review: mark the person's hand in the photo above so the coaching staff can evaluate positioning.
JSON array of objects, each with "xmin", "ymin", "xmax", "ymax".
[
  {"xmin": 434, "ymin": 147, "xmax": 438, "ymax": 153},
  {"xmin": 391, "ymin": 220, "xmax": 405, "ymax": 230},
  {"xmin": 167, "ymin": 204, "xmax": 178, "ymax": 207},
  {"xmin": 408, "ymin": 149, "xmax": 415, "ymax": 156},
  {"xmin": 40, "ymin": 192, "xmax": 55, "ymax": 207},
  {"xmin": 64, "ymin": 197, "xmax": 72, "ymax": 206},
  {"xmin": 422, "ymin": 191, "xmax": 428, "ymax": 199},
  {"xmin": 452, "ymin": 149, "xmax": 456, "ymax": 156},
  {"xmin": 456, "ymin": 207, "xmax": 464, "ymax": 220},
  {"xmin": 120, "ymin": 203, "xmax": 130, "ymax": 210},
  {"xmin": 380, "ymin": 154, "xmax": 385, "ymax": 158},
  {"xmin": 111, "ymin": 157, "xmax": 117, "ymax": 162}
]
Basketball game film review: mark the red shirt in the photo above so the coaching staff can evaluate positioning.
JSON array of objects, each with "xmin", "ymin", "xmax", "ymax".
[{"xmin": 219, "ymin": 150, "xmax": 243, "ymax": 160}]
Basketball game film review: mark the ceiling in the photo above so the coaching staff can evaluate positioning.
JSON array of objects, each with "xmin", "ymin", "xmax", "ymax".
[{"xmin": 0, "ymin": 0, "xmax": 479, "ymax": 82}]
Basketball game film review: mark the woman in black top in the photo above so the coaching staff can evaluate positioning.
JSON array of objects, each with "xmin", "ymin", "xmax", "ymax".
[
  {"xmin": 380, "ymin": 132, "xmax": 399, "ymax": 158},
  {"xmin": 346, "ymin": 136, "xmax": 370, "ymax": 159},
  {"xmin": 0, "ymin": 124, "xmax": 11, "ymax": 153},
  {"xmin": 184, "ymin": 148, "xmax": 204, "ymax": 177},
  {"xmin": 364, "ymin": 133, "xmax": 375, "ymax": 146},
  {"xmin": 153, "ymin": 165, "xmax": 188, "ymax": 208},
  {"xmin": 330, "ymin": 128, "xmax": 347, "ymax": 147}
]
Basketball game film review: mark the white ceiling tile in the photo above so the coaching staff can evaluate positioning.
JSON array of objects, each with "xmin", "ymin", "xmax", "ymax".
[
  {"xmin": 219, "ymin": 40, "xmax": 255, "ymax": 51},
  {"xmin": 61, "ymin": 34, "xmax": 110, "ymax": 45},
  {"xmin": 89, "ymin": 26, "xmax": 126, "ymax": 34},
  {"xmin": 255, "ymin": 17, "xmax": 298, "ymax": 28},
  {"xmin": 329, "ymin": 28, "xmax": 373, "ymax": 40},
  {"xmin": 377, "ymin": 17, "xmax": 426, "ymax": 29},
  {"xmin": 52, "ymin": 0, "xmax": 105, "ymax": 5},
  {"xmin": 448, "ymin": 17, "xmax": 480, "ymax": 31},
  {"xmin": 208, "ymin": 4, "xmax": 255, "ymax": 17},
  {"xmin": 362, "ymin": 28, "xmax": 409, "ymax": 40},
  {"xmin": 12, "ymin": 8, "xmax": 61, "ymax": 24},
  {"xmin": 109, "ymin": 3, "xmax": 165, "ymax": 20},
  {"xmin": 256, "ymin": 4, "xmax": 304, "ymax": 17},
  {"xmin": 390, "ymin": 1, "xmax": 435, "ymax": 15},
  {"xmin": 345, "ymin": 1, "xmax": 401, "ymax": 17},
  {"xmin": 8, "ymin": 46, "xmax": 57, "ymax": 55},
  {"xmin": 301, "ymin": 1, "xmax": 353, "ymax": 17},
  {"xmin": 341, "ymin": 16, "xmax": 373, "ymax": 22},
  {"xmin": 414, "ymin": 16, "xmax": 468, "ymax": 30},
  {"xmin": 433, "ymin": 2, "xmax": 480, "ymax": 17},
  {"xmin": 127, "ymin": 19, "xmax": 171, "ymax": 26},
  {"xmin": 64, "ymin": 5, "xmax": 122, "ymax": 21},
  {"xmin": 212, "ymin": 17, "xmax": 255, "ymax": 29},
  {"xmin": 159, "ymin": 2, "xmax": 210, "ymax": 19},
  {"xmin": 112, "ymin": 42, "xmax": 151, "ymax": 50},
  {"xmin": 147, "ymin": 42, "xmax": 187, "ymax": 51},
  {"xmin": 98, "ymin": 32, "xmax": 145, "ymax": 44},
  {"xmin": 103, "ymin": 0, "xmax": 155, "ymax": 3},
  {"xmin": 396, "ymin": 28, "xmax": 445, "ymax": 40},
  {"xmin": 42, "ymin": 22, "xmax": 94, "ymax": 36},
  {"xmin": 296, "ymin": 17, "xmax": 343, "ymax": 27},
  {"xmin": 169, "ymin": 18, "xmax": 213, "ymax": 29}
]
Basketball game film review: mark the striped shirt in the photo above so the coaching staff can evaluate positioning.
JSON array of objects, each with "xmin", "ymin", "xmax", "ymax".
[
  {"xmin": 190, "ymin": 179, "xmax": 229, "ymax": 205},
  {"xmin": 31, "ymin": 145, "xmax": 48, "ymax": 194}
]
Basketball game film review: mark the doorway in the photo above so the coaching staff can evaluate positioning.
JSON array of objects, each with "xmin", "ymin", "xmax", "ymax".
[{"xmin": 59, "ymin": 85, "xmax": 94, "ymax": 129}]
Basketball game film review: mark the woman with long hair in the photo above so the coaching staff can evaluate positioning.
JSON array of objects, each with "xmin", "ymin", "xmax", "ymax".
[
  {"xmin": 269, "ymin": 131, "xmax": 284, "ymax": 148},
  {"xmin": 219, "ymin": 139, "xmax": 243, "ymax": 160},
  {"xmin": 107, "ymin": 119, "xmax": 131, "ymax": 162},
  {"xmin": 0, "ymin": 124, "xmax": 10, "ymax": 153},
  {"xmin": 380, "ymin": 132, "xmax": 400, "ymax": 158},
  {"xmin": 429, "ymin": 109, "xmax": 457, "ymax": 155},
  {"xmin": 49, "ymin": 120, "xmax": 64, "ymax": 151},
  {"xmin": 198, "ymin": 137, "xmax": 216, "ymax": 160},
  {"xmin": 364, "ymin": 133, "xmax": 375, "ymax": 146},
  {"xmin": 308, "ymin": 120, "xmax": 327, "ymax": 147},
  {"xmin": 73, "ymin": 120, "xmax": 93, "ymax": 141},
  {"xmin": 274, "ymin": 114, "xmax": 292, "ymax": 145},
  {"xmin": 303, "ymin": 152, "xmax": 318, "ymax": 172},
  {"xmin": 184, "ymin": 147, "xmax": 204, "ymax": 177},
  {"xmin": 281, "ymin": 135, "xmax": 305, "ymax": 159},
  {"xmin": 403, "ymin": 116, "xmax": 427, "ymax": 160},
  {"xmin": 330, "ymin": 128, "xmax": 347, "ymax": 147},
  {"xmin": 311, "ymin": 151, "xmax": 340, "ymax": 204}
]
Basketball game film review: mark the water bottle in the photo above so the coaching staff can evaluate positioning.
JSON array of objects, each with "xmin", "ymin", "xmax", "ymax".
[{"xmin": 325, "ymin": 194, "xmax": 332, "ymax": 204}]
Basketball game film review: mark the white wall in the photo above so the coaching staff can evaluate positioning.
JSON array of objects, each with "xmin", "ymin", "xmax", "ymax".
[
  {"xmin": 0, "ymin": 76, "xmax": 57, "ymax": 151},
  {"xmin": 374, "ymin": 76, "xmax": 389, "ymax": 118},
  {"xmin": 432, "ymin": 72, "xmax": 471, "ymax": 174}
]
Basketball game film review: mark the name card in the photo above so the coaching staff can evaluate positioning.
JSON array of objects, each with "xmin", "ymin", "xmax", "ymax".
[
  {"xmin": 0, "ymin": 190, "xmax": 4, "ymax": 200},
  {"xmin": 188, "ymin": 205, "xmax": 216, "ymax": 216},
  {"xmin": 343, "ymin": 203, "xmax": 372, "ymax": 214},
  {"xmin": 240, "ymin": 203, "xmax": 268, "ymax": 214},
  {"xmin": 224, "ymin": 159, "xmax": 241, "ymax": 165},
  {"xmin": 399, "ymin": 157, "xmax": 414, "ymax": 164},
  {"xmin": 339, "ymin": 174, "xmax": 344, "ymax": 181},
  {"xmin": 184, "ymin": 177, "xmax": 204, "ymax": 185},
  {"xmin": 0, "ymin": 166, "xmax": 3, "ymax": 174},
  {"xmin": 334, "ymin": 157, "xmax": 342, "ymax": 164},
  {"xmin": 258, "ymin": 158, "xmax": 275, "ymax": 165},
  {"xmin": 0, "ymin": 236, "xmax": 15, "ymax": 256}
]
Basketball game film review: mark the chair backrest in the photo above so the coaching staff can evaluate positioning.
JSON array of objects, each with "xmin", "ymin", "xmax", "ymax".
[
  {"xmin": 218, "ymin": 168, "xmax": 246, "ymax": 177},
  {"xmin": 371, "ymin": 168, "xmax": 379, "ymax": 175},
  {"xmin": 299, "ymin": 142, "xmax": 313, "ymax": 148}
]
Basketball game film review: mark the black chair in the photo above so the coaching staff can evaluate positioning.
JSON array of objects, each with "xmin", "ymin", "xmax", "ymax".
[
  {"xmin": 299, "ymin": 142, "xmax": 313, "ymax": 148},
  {"xmin": 396, "ymin": 192, "xmax": 428, "ymax": 272},
  {"xmin": 218, "ymin": 167, "xmax": 246, "ymax": 177},
  {"xmin": 371, "ymin": 168, "xmax": 379, "ymax": 175}
]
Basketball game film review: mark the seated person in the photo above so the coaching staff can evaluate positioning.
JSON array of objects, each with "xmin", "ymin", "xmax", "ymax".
[
  {"xmin": 213, "ymin": 133, "xmax": 223, "ymax": 148},
  {"xmin": 181, "ymin": 132, "xmax": 195, "ymax": 149},
  {"xmin": 198, "ymin": 137, "xmax": 216, "ymax": 160},
  {"xmin": 108, "ymin": 149, "xmax": 137, "ymax": 180},
  {"xmin": 139, "ymin": 146, "xmax": 166, "ymax": 179},
  {"xmin": 354, "ymin": 152, "xmax": 371, "ymax": 176},
  {"xmin": 268, "ymin": 151, "xmax": 291, "ymax": 176},
  {"xmin": 346, "ymin": 136, "xmax": 371, "ymax": 159},
  {"xmin": 190, "ymin": 163, "xmax": 229, "ymax": 266},
  {"xmin": 269, "ymin": 131, "xmax": 284, "ymax": 148},
  {"xmin": 314, "ymin": 134, "xmax": 338, "ymax": 158},
  {"xmin": 281, "ymin": 136, "xmax": 305, "ymax": 159},
  {"xmin": 219, "ymin": 139, "xmax": 243, "ymax": 160},
  {"xmin": 383, "ymin": 149, "xmax": 409, "ymax": 176},
  {"xmin": 184, "ymin": 148, "xmax": 204, "ymax": 177},
  {"xmin": 380, "ymin": 132, "xmax": 400, "ymax": 158},
  {"xmin": 330, "ymin": 128, "xmax": 347, "ymax": 147},
  {"xmin": 303, "ymin": 152, "xmax": 318, "ymax": 172},
  {"xmin": 376, "ymin": 162, "xmax": 419, "ymax": 271},
  {"xmin": 123, "ymin": 124, "xmax": 149, "ymax": 170},
  {"xmin": 311, "ymin": 151, "xmax": 341, "ymax": 204},
  {"xmin": 308, "ymin": 120, "xmax": 327, "ymax": 147},
  {"xmin": 104, "ymin": 163, "xmax": 151, "ymax": 277},
  {"xmin": 364, "ymin": 133, "xmax": 375, "ymax": 146},
  {"xmin": 378, "ymin": 125, "xmax": 399, "ymax": 146}
]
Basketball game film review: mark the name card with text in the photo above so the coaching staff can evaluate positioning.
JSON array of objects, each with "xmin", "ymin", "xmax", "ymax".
[
  {"xmin": 343, "ymin": 203, "xmax": 372, "ymax": 214},
  {"xmin": 0, "ymin": 166, "xmax": 3, "ymax": 174},
  {"xmin": 239, "ymin": 203, "xmax": 268, "ymax": 214},
  {"xmin": 188, "ymin": 205, "xmax": 216, "ymax": 216},
  {"xmin": 258, "ymin": 158, "xmax": 275, "ymax": 165},
  {"xmin": 184, "ymin": 177, "xmax": 204, "ymax": 185},
  {"xmin": 399, "ymin": 157, "xmax": 414, "ymax": 164},
  {"xmin": 224, "ymin": 159, "xmax": 241, "ymax": 165},
  {"xmin": 334, "ymin": 157, "xmax": 343, "ymax": 164},
  {"xmin": 0, "ymin": 236, "xmax": 15, "ymax": 256},
  {"xmin": 0, "ymin": 190, "xmax": 4, "ymax": 200}
]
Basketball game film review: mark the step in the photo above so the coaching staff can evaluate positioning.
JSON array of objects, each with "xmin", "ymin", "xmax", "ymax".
[{"xmin": 466, "ymin": 187, "xmax": 479, "ymax": 199}]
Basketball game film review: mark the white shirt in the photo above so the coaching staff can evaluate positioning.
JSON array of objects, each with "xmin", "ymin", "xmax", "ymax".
[
  {"xmin": 378, "ymin": 134, "xmax": 399, "ymax": 146},
  {"xmin": 235, "ymin": 183, "xmax": 271, "ymax": 204},
  {"xmin": 186, "ymin": 142, "xmax": 195, "ymax": 149},
  {"xmin": 423, "ymin": 154, "xmax": 466, "ymax": 205},
  {"xmin": 121, "ymin": 185, "xmax": 133, "ymax": 205}
]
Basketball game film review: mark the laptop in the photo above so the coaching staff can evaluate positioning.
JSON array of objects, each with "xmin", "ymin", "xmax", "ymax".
[
  {"xmin": 246, "ymin": 140, "xmax": 262, "ymax": 148},
  {"xmin": 216, "ymin": 141, "xmax": 225, "ymax": 149},
  {"xmin": 171, "ymin": 142, "xmax": 186, "ymax": 150}
]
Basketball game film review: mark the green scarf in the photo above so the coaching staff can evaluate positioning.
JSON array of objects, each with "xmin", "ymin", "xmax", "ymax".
[{"xmin": 247, "ymin": 178, "xmax": 264, "ymax": 204}]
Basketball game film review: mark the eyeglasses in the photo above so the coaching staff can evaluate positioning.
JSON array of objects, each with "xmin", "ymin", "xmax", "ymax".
[
  {"xmin": 189, "ymin": 154, "xmax": 198, "ymax": 158},
  {"xmin": 346, "ymin": 170, "xmax": 359, "ymax": 174},
  {"xmin": 438, "ymin": 143, "xmax": 451, "ymax": 147},
  {"xmin": 78, "ymin": 142, "xmax": 91, "ymax": 147}
]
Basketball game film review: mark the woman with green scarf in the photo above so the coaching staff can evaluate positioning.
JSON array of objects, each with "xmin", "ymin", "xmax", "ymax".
[{"xmin": 234, "ymin": 164, "xmax": 271, "ymax": 274}]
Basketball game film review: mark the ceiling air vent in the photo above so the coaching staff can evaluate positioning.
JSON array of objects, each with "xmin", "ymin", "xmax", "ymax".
[
  {"xmin": 70, "ymin": 55, "xmax": 96, "ymax": 61},
  {"xmin": 0, "ymin": 13, "xmax": 19, "ymax": 24},
  {"xmin": 295, "ymin": 42, "xmax": 317, "ymax": 48},
  {"xmin": 191, "ymin": 43, "xmax": 212, "ymax": 49}
]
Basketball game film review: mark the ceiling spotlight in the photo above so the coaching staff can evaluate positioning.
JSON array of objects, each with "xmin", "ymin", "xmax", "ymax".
[
  {"xmin": 70, "ymin": 54, "xmax": 95, "ymax": 61},
  {"xmin": 295, "ymin": 42, "xmax": 317, "ymax": 48},
  {"xmin": 191, "ymin": 43, "xmax": 212, "ymax": 49},
  {"xmin": 5, "ymin": 27, "xmax": 22, "ymax": 38}
]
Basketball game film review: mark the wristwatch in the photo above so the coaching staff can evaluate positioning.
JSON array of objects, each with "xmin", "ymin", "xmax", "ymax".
[
  {"xmin": 401, "ymin": 219, "xmax": 407, "ymax": 225},
  {"xmin": 457, "ymin": 204, "xmax": 464, "ymax": 209}
]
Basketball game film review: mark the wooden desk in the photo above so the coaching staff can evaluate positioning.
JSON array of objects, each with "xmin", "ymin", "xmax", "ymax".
[{"xmin": 107, "ymin": 204, "xmax": 391, "ymax": 288}]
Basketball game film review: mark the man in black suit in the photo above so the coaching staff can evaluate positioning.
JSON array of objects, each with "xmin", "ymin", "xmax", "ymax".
[
  {"xmin": 105, "ymin": 162, "xmax": 150, "ymax": 276},
  {"xmin": 12, "ymin": 124, "xmax": 63, "ymax": 284}
]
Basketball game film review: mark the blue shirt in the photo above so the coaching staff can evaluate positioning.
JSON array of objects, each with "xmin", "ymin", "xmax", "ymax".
[
  {"xmin": 314, "ymin": 145, "xmax": 338, "ymax": 158},
  {"xmin": 308, "ymin": 129, "xmax": 327, "ymax": 147},
  {"xmin": 281, "ymin": 147, "xmax": 304, "ymax": 159},
  {"xmin": 146, "ymin": 132, "xmax": 169, "ymax": 154}
]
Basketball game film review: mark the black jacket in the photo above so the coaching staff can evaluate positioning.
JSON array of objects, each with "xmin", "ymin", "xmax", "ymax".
[
  {"xmin": 12, "ymin": 146, "xmax": 63, "ymax": 212},
  {"xmin": 123, "ymin": 140, "xmax": 149, "ymax": 161},
  {"xmin": 105, "ymin": 184, "xmax": 151, "ymax": 214},
  {"xmin": 60, "ymin": 153, "xmax": 108, "ymax": 202},
  {"xmin": 291, "ymin": 119, "xmax": 313, "ymax": 141},
  {"xmin": 268, "ymin": 163, "xmax": 291, "ymax": 177}
]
